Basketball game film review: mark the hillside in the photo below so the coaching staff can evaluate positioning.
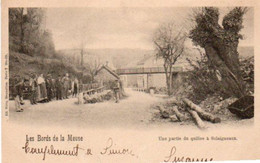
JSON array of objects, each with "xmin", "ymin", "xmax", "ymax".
[{"xmin": 9, "ymin": 51, "xmax": 82, "ymax": 80}]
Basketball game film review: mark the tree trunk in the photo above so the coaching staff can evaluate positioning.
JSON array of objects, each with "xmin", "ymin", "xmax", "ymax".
[
  {"xmin": 19, "ymin": 9, "xmax": 24, "ymax": 53},
  {"xmin": 204, "ymin": 43, "xmax": 245, "ymax": 98},
  {"xmin": 164, "ymin": 65, "xmax": 171, "ymax": 96},
  {"xmin": 81, "ymin": 49, "xmax": 84, "ymax": 66},
  {"xmin": 169, "ymin": 64, "xmax": 173, "ymax": 95},
  {"xmin": 165, "ymin": 66, "xmax": 173, "ymax": 96}
]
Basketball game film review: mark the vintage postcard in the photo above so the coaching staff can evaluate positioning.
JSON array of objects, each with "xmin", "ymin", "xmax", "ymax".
[{"xmin": 1, "ymin": 0, "xmax": 260, "ymax": 162}]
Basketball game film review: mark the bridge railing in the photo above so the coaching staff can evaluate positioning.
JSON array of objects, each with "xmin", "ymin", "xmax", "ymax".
[
  {"xmin": 81, "ymin": 83, "xmax": 105, "ymax": 95},
  {"xmin": 116, "ymin": 67, "xmax": 182, "ymax": 74}
]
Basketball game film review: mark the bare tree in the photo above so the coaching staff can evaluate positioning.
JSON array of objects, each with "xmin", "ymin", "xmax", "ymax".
[
  {"xmin": 84, "ymin": 58, "xmax": 102, "ymax": 83},
  {"xmin": 153, "ymin": 22, "xmax": 187, "ymax": 95}
]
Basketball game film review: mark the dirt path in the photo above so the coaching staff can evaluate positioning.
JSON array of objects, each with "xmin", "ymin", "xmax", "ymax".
[
  {"xmin": 8, "ymin": 88, "xmax": 253, "ymax": 130},
  {"xmin": 9, "ymin": 89, "xmax": 165, "ymax": 128}
]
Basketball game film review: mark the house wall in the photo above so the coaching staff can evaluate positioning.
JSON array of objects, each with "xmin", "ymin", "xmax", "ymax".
[
  {"xmin": 149, "ymin": 73, "xmax": 166, "ymax": 88},
  {"xmin": 121, "ymin": 73, "xmax": 166, "ymax": 88},
  {"xmin": 95, "ymin": 68, "xmax": 117, "ymax": 85},
  {"xmin": 119, "ymin": 75, "xmax": 127, "ymax": 88},
  {"xmin": 121, "ymin": 72, "xmax": 186, "ymax": 90},
  {"xmin": 124, "ymin": 74, "xmax": 138, "ymax": 87}
]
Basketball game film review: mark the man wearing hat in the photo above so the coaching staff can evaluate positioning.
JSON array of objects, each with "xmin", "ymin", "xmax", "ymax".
[{"xmin": 55, "ymin": 75, "xmax": 63, "ymax": 100}]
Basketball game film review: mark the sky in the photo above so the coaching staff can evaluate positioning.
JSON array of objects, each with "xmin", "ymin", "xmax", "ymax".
[{"xmin": 46, "ymin": 7, "xmax": 254, "ymax": 50}]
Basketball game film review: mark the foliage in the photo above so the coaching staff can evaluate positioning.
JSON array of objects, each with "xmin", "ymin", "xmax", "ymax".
[
  {"xmin": 190, "ymin": 7, "xmax": 247, "ymax": 48},
  {"xmin": 240, "ymin": 56, "xmax": 254, "ymax": 95},
  {"xmin": 185, "ymin": 50, "xmax": 232, "ymax": 103},
  {"xmin": 9, "ymin": 8, "xmax": 55, "ymax": 57},
  {"xmin": 9, "ymin": 51, "xmax": 83, "ymax": 83}
]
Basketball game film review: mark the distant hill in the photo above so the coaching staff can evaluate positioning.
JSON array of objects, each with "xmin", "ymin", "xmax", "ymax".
[
  {"xmin": 58, "ymin": 48, "xmax": 154, "ymax": 69},
  {"xmin": 57, "ymin": 46, "xmax": 253, "ymax": 70},
  {"xmin": 238, "ymin": 46, "xmax": 254, "ymax": 58}
]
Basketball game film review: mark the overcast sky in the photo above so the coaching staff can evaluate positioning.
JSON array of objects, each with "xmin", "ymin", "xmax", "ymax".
[{"xmin": 46, "ymin": 7, "xmax": 254, "ymax": 50}]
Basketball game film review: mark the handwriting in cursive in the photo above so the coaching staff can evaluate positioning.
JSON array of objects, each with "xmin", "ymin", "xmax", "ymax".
[
  {"xmin": 164, "ymin": 146, "xmax": 213, "ymax": 162},
  {"xmin": 22, "ymin": 141, "xmax": 85, "ymax": 160},
  {"xmin": 100, "ymin": 137, "xmax": 135, "ymax": 156}
]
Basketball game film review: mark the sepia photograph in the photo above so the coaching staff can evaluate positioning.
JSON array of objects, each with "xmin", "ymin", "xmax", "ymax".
[
  {"xmin": 7, "ymin": 7, "xmax": 254, "ymax": 130},
  {"xmin": 2, "ymin": 0, "xmax": 260, "ymax": 162}
]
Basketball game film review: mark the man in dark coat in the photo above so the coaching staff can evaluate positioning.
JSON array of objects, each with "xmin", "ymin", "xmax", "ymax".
[
  {"xmin": 113, "ymin": 79, "xmax": 120, "ymax": 103},
  {"xmin": 55, "ymin": 76, "xmax": 63, "ymax": 100},
  {"xmin": 51, "ymin": 78, "xmax": 56, "ymax": 100},
  {"xmin": 46, "ymin": 74, "xmax": 53, "ymax": 102}
]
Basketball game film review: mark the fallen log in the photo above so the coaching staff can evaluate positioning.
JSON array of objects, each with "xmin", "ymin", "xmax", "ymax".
[
  {"xmin": 172, "ymin": 106, "xmax": 185, "ymax": 122},
  {"xmin": 157, "ymin": 105, "xmax": 170, "ymax": 119},
  {"xmin": 169, "ymin": 115, "xmax": 179, "ymax": 122},
  {"xmin": 183, "ymin": 98, "xmax": 221, "ymax": 123},
  {"xmin": 187, "ymin": 109, "xmax": 206, "ymax": 129}
]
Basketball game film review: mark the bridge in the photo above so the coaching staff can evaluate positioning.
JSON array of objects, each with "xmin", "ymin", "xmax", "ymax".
[{"xmin": 116, "ymin": 67, "xmax": 183, "ymax": 75}]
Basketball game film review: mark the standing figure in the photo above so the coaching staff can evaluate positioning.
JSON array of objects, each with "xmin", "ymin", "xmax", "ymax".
[
  {"xmin": 62, "ymin": 73, "xmax": 70, "ymax": 99},
  {"xmin": 73, "ymin": 77, "xmax": 79, "ymax": 97},
  {"xmin": 14, "ymin": 77, "xmax": 24, "ymax": 112},
  {"xmin": 71, "ymin": 77, "xmax": 74, "ymax": 97},
  {"xmin": 113, "ymin": 79, "xmax": 120, "ymax": 103},
  {"xmin": 29, "ymin": 73, "xmax": 37, "ymax": 105},
  {"xmin": 37, "ymin": 74, "xmax": 47, "ymax": 102},
  {"xmin": 55, "ymin": 76, "xmax": 63, "ymax": 100},
  {"xmin": 51, "ymin": 78, "xmax": 56, "ymax": 100},
  {"xmin": 45, "ymin": 74, "xmax": 53, "ymax": 102}
]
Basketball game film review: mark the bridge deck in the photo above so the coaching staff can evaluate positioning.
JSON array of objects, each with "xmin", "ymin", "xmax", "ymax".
[{"xmin": 116, "ymin": 67, "xmax": 182, "ymax": 75}]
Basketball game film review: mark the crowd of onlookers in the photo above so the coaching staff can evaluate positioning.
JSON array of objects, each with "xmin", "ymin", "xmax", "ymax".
[{"xmin": 12, "ymin": 73, "xmax": 80, "ymax": 112}]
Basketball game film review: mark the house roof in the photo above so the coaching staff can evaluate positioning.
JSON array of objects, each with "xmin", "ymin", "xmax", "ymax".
[{"xmin": 97, "ymin": 65, "xmax": 120, "ymax": 79}]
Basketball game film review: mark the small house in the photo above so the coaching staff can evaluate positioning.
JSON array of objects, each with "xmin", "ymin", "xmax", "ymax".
[{"xmin": 95, "ymin": 64, "xmax": 120, "ymax": 89}]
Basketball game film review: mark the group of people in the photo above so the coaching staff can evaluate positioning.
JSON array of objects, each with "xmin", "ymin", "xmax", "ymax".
[{"xmin": 13, "ymin": 73, "xmax": 80, "ymax": 112}]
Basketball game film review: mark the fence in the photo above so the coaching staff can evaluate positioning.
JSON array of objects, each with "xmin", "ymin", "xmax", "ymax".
[{"xmin": 81, "ymin": 83, "xmax": 105, "ymax": 95}]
